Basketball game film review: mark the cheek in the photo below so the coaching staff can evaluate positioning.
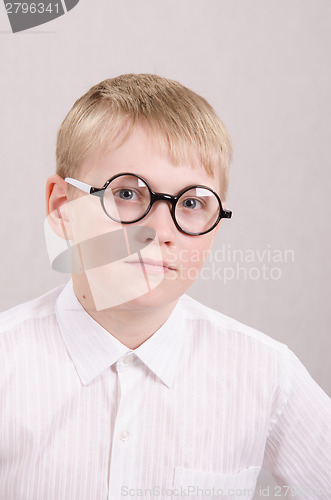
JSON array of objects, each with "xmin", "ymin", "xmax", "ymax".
[
  {"xmin": 69, "ymin": 195, "xmax": 118, "ymax": 243},
  {"xmin": 177, "ymin": 235, "xmax": 214, "ymax": 281}
]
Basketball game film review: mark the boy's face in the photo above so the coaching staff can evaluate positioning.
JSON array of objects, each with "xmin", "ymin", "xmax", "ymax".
[{"xmin": 65, "ymin": 124, "xmax": 222, "ymax": 312}]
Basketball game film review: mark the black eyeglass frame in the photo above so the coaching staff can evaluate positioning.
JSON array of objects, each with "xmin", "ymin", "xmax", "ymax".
[{"xmin": 66, "ymin": 172, "xmax": 232, "ymax": 236}]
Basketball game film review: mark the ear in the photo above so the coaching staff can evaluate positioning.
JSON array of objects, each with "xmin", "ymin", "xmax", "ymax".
[{"xmin": 45, "ymin": 174, "xmax": 72, "ymax": 240}]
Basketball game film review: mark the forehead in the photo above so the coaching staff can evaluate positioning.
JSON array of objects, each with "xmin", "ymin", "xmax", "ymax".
[{"xmin": 79, "ymin": 124, "xmax": 220, "ymax": 194}]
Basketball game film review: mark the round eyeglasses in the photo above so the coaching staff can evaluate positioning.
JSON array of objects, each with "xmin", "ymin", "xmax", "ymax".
[{"xmin": 65, "ymin": 173, "xmax": 232, "ymax": 236}]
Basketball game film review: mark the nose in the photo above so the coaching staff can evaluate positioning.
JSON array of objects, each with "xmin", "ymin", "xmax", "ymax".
[{"xmin": 141, "ymin": 199, "xmax": 177, "ymax": 245}]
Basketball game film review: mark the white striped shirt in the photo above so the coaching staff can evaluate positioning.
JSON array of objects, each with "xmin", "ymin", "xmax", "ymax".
[{"xmin": 0, "ymin": 281, "xmax": 330, "ymax": 500}]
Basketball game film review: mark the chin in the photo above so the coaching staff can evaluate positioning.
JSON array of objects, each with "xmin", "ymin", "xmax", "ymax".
[{"xmin": 115, "ymin": 280, "xmax": 188, "ymax": 312}]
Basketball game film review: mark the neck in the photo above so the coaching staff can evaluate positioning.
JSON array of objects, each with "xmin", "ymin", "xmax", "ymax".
[{"xmin": 72, "ymin": 275, "xmax": 178, "ymax": 349}]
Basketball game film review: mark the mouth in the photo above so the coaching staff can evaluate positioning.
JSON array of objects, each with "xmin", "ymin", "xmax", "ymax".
[{"xmin": 125, "ymin": 257, "xmax": 177, "ymax": 273}]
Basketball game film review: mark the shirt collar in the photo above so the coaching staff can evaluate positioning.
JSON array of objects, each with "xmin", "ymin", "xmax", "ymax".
[{"xmin": 55, "ymin": 280, "xmax": 187, "ymax": 388}]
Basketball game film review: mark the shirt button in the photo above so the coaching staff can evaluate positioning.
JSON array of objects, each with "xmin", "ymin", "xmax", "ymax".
[
  {"xmin": 123, "ymin": 353, "xmax": 135, "ymax": 364},
  {"xmin": 120, "ymin": 430, "xmax": 130, "ymax": 441}
]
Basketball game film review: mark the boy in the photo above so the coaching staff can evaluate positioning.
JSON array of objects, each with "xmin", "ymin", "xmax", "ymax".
[{"xmin": 1, "ymin": 74, "xmax": 330, "ymax": 500}]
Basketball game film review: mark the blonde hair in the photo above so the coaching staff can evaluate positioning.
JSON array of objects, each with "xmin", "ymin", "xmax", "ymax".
[{"xmin": 56, "ymin": 74, "xmax": 232, "ymax": 199}]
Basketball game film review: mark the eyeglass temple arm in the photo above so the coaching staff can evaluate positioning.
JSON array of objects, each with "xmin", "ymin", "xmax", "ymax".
[
  {"xmin": 222, "ymin": 209, "xmax": 232, "ymax": 219},
  {"xmin": 64, "ymin": 178, "xmax": 93, "ymax": 194}
]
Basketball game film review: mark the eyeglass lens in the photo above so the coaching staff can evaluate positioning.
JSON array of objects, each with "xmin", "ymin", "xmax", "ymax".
[{"xmin": 103, "ymin": 174, "xmax": 220, "ymax": 234}]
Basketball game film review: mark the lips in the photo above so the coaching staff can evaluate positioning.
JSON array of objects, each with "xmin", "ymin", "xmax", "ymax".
[{"xmin": 125, "ymin": 257, "xmax": 176, "ymax": 271}]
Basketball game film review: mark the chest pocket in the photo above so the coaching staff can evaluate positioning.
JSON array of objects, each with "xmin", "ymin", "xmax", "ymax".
[{"xmin": 172, "ymin": 465, "xmax": 261, "ymax": 499}]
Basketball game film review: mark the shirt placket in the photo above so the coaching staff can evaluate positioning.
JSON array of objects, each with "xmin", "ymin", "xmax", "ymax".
[{"xmin": 108, "ymin": 352, "xmax": 141, "ymax": 499}]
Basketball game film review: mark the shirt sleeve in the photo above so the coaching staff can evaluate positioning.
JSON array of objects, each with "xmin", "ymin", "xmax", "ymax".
[{"xmin": 262, "ymin": 347, "xmax": 331, "ymax": 499}]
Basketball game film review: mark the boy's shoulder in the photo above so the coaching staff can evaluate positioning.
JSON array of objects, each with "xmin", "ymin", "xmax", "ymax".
[
  {"xmin": 180, "ymin": 293, "xmax": 288, "ymax": 356},
  {"xmin": 0, "ymin": 284, "xmax": 65, "ymax": 334}
]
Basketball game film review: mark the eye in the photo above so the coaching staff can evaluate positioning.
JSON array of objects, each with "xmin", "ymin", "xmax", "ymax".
[
  {"xmin": 181, "ymin": 198, "xmax": 204, "ymax": 209},
  {"xmin": 115, "ymin": 189, "xmax": 138, "ymax": 201}
]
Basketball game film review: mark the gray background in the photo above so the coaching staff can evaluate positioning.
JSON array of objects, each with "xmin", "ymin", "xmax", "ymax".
[{"xmin": 0, "ymin": 0, "xmax": 330, "ymax": 408}]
